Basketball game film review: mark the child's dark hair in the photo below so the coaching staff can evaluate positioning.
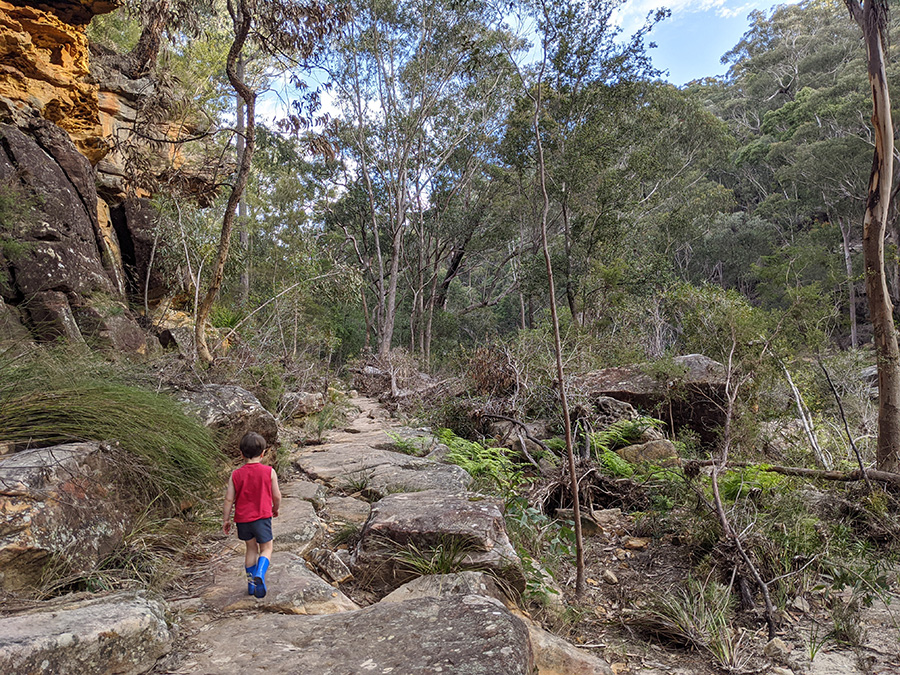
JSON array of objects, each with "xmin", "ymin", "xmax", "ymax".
[{"xmin": 239, "ymin": 431, "xmax": 267, "ymax": 458}]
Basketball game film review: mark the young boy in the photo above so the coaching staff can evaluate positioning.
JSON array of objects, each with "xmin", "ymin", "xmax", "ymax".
[{"xmin": 222, "ymin": 431, "xmax": 281, "ymax": 598}]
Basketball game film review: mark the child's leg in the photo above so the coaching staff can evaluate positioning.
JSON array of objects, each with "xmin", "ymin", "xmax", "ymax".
[
  {"xmin": 244, "ymin": 538, "xmax": 259, "ymax": 595},
  {"xmin": 244, "ymin": 538, "xmax": 259, "ymax": 569}
]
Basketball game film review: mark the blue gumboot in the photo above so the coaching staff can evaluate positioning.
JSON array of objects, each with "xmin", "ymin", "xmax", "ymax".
[{"xmin": 253, "ymin": 556, "xmax": 270, "ymax": 598}]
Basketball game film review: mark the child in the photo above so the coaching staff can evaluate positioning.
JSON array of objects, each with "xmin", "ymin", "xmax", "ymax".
[{"xmin": 222, "ymin": 431, "xmax": 282, "ymax": 598}]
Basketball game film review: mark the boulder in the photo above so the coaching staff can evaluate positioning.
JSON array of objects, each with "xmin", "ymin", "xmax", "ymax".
[
  {"xmin": 0, "ymin": 443, "xmax": 133, "ymax": 591},
  {"xmin": 280, "ymin": 391, "xmax": 325, "ymax": 419},
  {"xmin": 0, "ymin": 297, "xmax": 31, "ymax": 343},
  {"xmin": 574, "ymin": 354, "xmax": 727, "ymax": 442},
  {"xmin": 273, "ymin": 498, "xmax": 325, "ymax": 556},
  {"xmin": 294, "ymin": 442, "xmax": 471, "ymax": 498},
  {"xmin": 177, "ymin": 384, "xmax": 278, "ymax": 454},
  {"xmin": 380, "ymin": 573, "xmax": 611, "ymax": 675},
  {"xmin": 0, "ymin": 120, "xmax": 150, "ymax": 352},
  {"xmin": 282, "ymin": 479, "xmax": 327, "ymax": 511},
  {"xmin": 325, "ymin": 495, "xmax": 371, "ymax": 526},
  {"xmin": 351, "ymin": 490, "xmax": 524, "ymax": 593},
  {"xmin": 201, "ymin": 553, "xmax": 358, "ymax": 615},
  {"xmin": 0, "ymin": 592, "xmax": 170, "ymax": 675},
  {"xmin": 380, "ymin": 571, "xmax": 511, "ymax": 607},
  {"xmin": 306, "ymin": 547, "xmax": 352, "ymax": 584},
  {"xmin": 174, "ymin": 594, "xmax": 533, "ymax": 675},
  {"xmin": 0, "ymin": 122, "xmax": 115, "ymax": 298},
  {"xmin": 615, "ymin": 439, "xmax": 679, "ymax": 465}
]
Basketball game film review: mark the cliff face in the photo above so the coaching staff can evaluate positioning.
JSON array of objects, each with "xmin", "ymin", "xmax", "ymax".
[
  {"xmin": 0, "ymin": 0, "xmax": 166, "ymax": 350},
  {"xmin": 0, "ymin": 0, "xmax": 109, "ymax": 162}
]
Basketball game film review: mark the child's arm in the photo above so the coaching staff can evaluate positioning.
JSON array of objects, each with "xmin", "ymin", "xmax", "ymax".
[
  {"xmin": 222, "ymin": 474, "xmax": 236, "ymax": 534},
  {"xmin": 271, "ymin": 469, "xmax": 282, "ymax": 518}
]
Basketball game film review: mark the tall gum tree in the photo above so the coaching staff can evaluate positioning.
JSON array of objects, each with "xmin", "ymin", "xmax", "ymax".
[{"xmin": 844, "ymin": 0, "xmax": 900, "ymax": 472}]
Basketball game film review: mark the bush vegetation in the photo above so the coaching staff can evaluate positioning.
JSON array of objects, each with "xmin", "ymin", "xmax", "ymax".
[{"xmin": 0, "ymin": 347, "xmax": 223, "ymax": 509}]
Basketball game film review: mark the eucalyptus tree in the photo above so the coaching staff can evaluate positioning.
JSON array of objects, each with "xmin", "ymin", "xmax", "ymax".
[
  {"xmin": 843, "ymin": 0, "xmax": 900, "ymax": 473},
  {"xmin": 324, "ymin": 0, "xmax": 520, "ymax": 358},
  {"xmin": 193, "ymin": 0, "xmax": 346, "ymax": 363}
]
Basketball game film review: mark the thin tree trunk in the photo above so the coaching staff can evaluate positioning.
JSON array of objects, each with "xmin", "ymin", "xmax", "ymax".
[
  {"xmin": 838, "ymin": 216, "xmax": 858, "ymax": 349},
  {"xmin": 127, "ymin": 0, "xmax": 169, "ymax": 78},
  {"xmin": 237, "ymin": 57, "xmax": 250, "ymax": 308},
  {"xmin": 531, "ymin": 11, "xmax": 585, "ymax": 597},
  {"xmin": 845, "ymin": 0, "xmax": 900, "ymax": 472},
  {"xmin": 194, "ymin": 0, "xmax": 255, "ymax": 363}
]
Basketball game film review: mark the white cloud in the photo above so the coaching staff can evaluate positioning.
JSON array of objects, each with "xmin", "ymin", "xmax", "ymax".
[{"xmin": 614, "ymin": 0, "xmax": 768, "ymax": 33}]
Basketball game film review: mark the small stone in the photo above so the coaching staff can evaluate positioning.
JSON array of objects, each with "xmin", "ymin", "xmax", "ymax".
[
  {"xmin": 614, "ymin": 548, "xmax": 629, "ymax": 560},
  {"xmin": 307, "ymin": 548, "xmax": 352, "ymax": 583},
  {"xmin": 771, "ymin": 668, "xmax": 793, "ymax": 675},
  {"xmin": 791, "ymin": 595, "xmax": 810, "ymax": 613},
  {"xmin": 623, "ymin": 537, "xmax": 649, "ymax": 551},
  {"xmin": 764, "ymin": 637, "xmax": 790, "ymax": 659},
  {"xmin": 601, "ymin": 569, "xmax": 618, "ymax": 585}
]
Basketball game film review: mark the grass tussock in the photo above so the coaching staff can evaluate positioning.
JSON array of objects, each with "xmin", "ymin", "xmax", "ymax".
[{"xmin": 0, "ymin": 346, "xmax": 224, "ymax": 508}]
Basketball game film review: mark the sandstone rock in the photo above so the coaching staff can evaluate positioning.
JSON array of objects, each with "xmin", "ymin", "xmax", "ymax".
[
  {"xmin": 379, "ymin": 573, "xmax": 610, "ymax": 675},
  {"xmin": 72, "ymin": 298, "xmax": 151, "ymax": 354},
  {"xmin": 0, "ymin": 0, "xmax": 108, "ymax": 159},
  {"xmin": 622, "ymin": 537, "xmax": 649, "ymax": 551},
  {"xmin": 177, "ymin": 384, "xmax": 278, "ymax": 454},
  {"xmin": 280, "ymin": 391, "xmax": 325, "ymax": 418},
  {"xmin": 307, "ymin": 547, "xmax": 352, "ymax": 583},
  {"xmin": 0, "ymin": 122, "xmax": 115, "ymax": 297},
  {"xmin": 764, "ymin": 637, "xmax": 790, "ymax": 659},
  {"xmin": 295, "ymin": 442, "xmax": 471, "ymax": 498},
  {"xmin": 0, "ymin": 443, "xmax": 132, "ymax": 591},
  {"xmin": 202, "ymin": 553, "xmax": 357, "ymax": 615},
  {"xmin": 351, "ymin": 490, "xmax": 524, "ymax": 593},
  {"xmin": 176, "ymin": 594, "xmax": 533, "ymax": 674},
  {"xmin": 575, "ymin": 354, "xmax": 727, "ymax": 441},
  {"xmin": 528, "ymin": 623, "xmax": 613, "ymax": 675},
  {"xmin": 325, "ymin": 495, "xmax": 371, "ymax": 525},
  {"xmin": 282, "ymin": 479, "xmax": 327, "ymax": 511},
  {"xmin": 616, "ymin": 439, "xmax": 679, "ymax": 465},
  {"xmin": 25, "ymin": 290, "xmax": 84, "ymax": 342},
  {"xmin": 274, "ymin": 498, "xmax": 324, "ymax": 556},
  {"xmin": 601, "ymin": 569, "xmax": 618, "ymax": 585},
  {"xmin": 380, "ymin": 571, "xmax": 512, "ymax": 607},
  {"xmin": 593, "ymin": 396, "xmax": 639, "ymax": 427},
  {"xmin": 0, "ymin": 591, "xmax": 170, "ymax": 675},
  {"xmin": 0, "ymin": 298, "xmax": 30, "ymax": 344}
]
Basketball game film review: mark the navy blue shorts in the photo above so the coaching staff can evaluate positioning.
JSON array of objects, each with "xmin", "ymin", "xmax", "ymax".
[{"xmin": 236, "ymin": 517, "xmax": 273, "ymax": 543}]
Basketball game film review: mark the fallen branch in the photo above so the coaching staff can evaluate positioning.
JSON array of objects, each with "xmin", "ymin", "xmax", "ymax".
[
  {"xmin": 480, "ymin": 413, "xmax": 554, "ymax": 457},
  {"xmin": 687, "ymin": 460, "xmax": 900, "ymax": 487}
]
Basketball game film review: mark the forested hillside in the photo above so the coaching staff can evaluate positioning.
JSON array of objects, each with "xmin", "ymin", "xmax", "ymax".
[{"xmin": 3, "ymin": 0, "xmax": 900, "ymax": 673}]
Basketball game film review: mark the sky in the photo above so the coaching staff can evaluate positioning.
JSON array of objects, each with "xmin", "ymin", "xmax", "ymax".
[{"xmin": 617, "ymin": 0, "xmax": 802, "ymax": 86}]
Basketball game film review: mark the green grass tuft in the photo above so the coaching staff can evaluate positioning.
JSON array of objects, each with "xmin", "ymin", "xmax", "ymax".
[{"xmin": 0, "ymin": 349, "xmax": 223, "ymax": 508}]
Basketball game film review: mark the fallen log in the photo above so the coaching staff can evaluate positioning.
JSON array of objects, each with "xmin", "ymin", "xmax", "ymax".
[{"xmin": 686, "ymin": 460, "xmax": 900, "ymax": 487}]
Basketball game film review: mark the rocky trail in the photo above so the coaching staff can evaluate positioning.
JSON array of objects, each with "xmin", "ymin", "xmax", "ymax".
[
  {"xmin": 4, "ymin": 394, "xmax": 900, "ymax": 674},
  {"xmin": 149, "ymin": 396, "xmax": 612, "ymax": 674}
]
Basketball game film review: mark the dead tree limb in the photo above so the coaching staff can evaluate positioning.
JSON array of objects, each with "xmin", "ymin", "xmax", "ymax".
[
  {"xmin": 817, "ymin": 357, "xmax": 874, "ymax": 493},
  {"xmin": 689, "ymin": 460, "xmax": 900, "ymax": 487},
  {"xmin": 481, "ymin": 413, "xmax": 554, "ymax": 458}
]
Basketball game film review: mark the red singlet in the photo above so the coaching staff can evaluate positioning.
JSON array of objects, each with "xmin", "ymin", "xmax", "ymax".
[{"xmin": 232, "ymin": 463, "xmax": 274, "ymax": 523}]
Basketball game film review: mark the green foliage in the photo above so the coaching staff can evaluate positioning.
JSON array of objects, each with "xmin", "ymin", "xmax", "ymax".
[
  {"xmin": 436, "ymin": 428, "xmax": 526, "ymax": 497},
  {"xmin": 209, "ymin": 304, "xmax": 243, "ymax": 329},
  {"xmin": 719, "ymin": 465, "xmax": 783, "ymax": 500},
  {"xmin": 0, "ymin": 348, "xmax": 223, "ymax": 508},
  {"xmin": 597, "ymin": 450, "xmax": 635, "ymax": 478},
  {"xmin": 386, "ymin": 431, "xmax": 430, "ymax": 457},
  {"xmin": 591, "ymin": 417, "xmax": 663, "ymax": 454},
  {"xmin": 241, "ymin": 364, "xmax": 284, "ymax": 413},
  {"xmin": 393, "ymin": 536, "xmax": 478, "ymax": 577},
  {"xmin": 630, "ymin": 577, "xmax": 747, "ymax": 671},
  {"xmin": 505, "ymin": 499, "xmax": 575, "ymax": 604}
]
